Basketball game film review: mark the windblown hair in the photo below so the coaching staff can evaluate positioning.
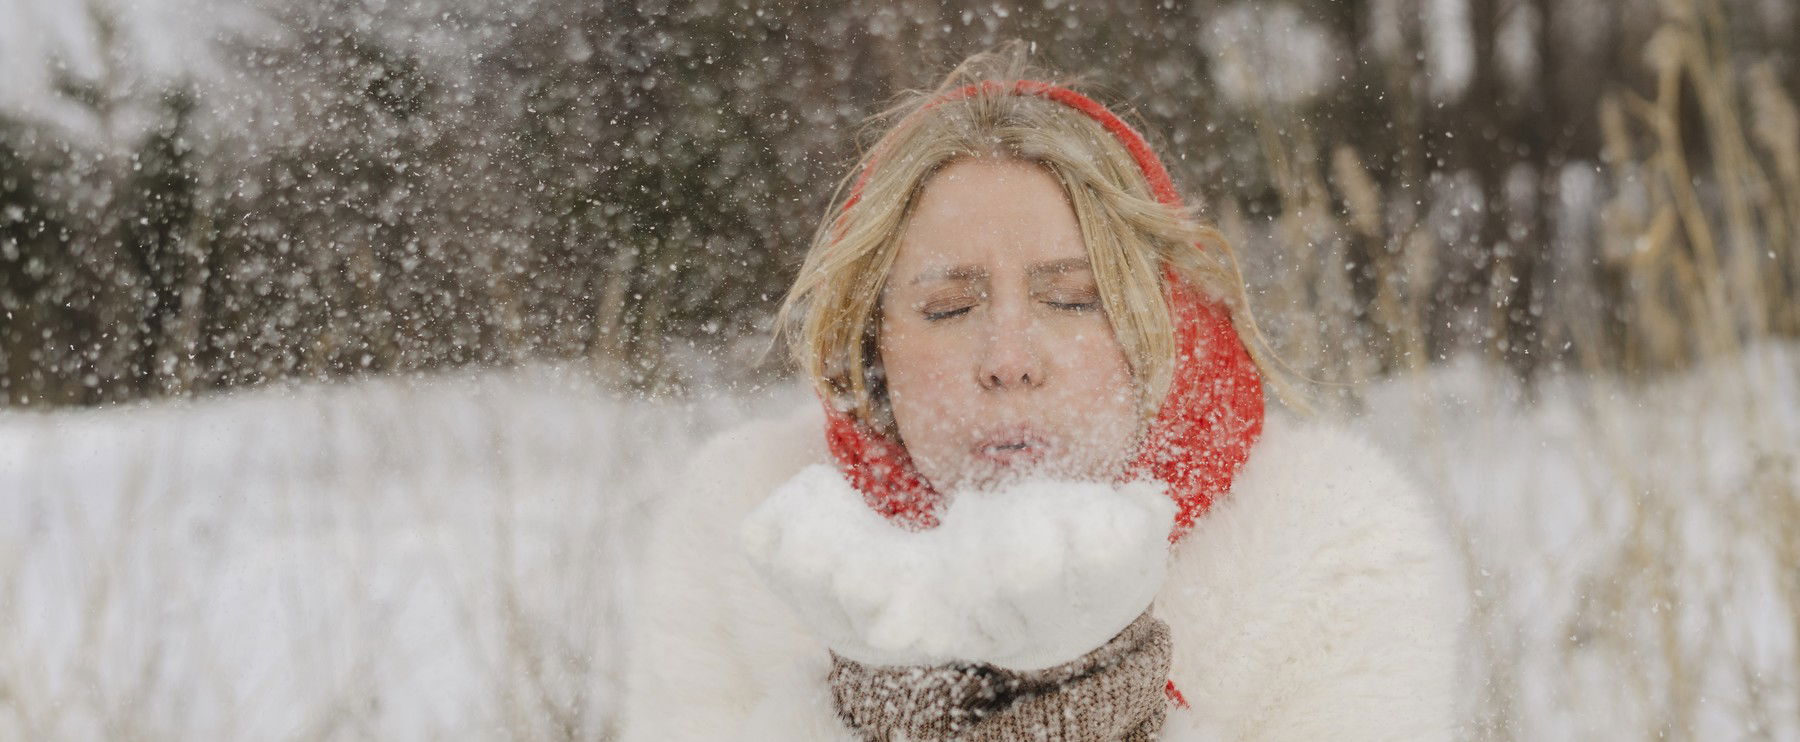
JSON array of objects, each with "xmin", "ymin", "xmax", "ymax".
[{"xmin": 777, "ymin": 42, "xmax": 1277, "ymax": 434}]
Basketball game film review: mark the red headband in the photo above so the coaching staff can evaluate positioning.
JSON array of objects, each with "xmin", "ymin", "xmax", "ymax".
[{"xmin": 820, "ymin": 80, "xmax": 1264, "ymax": 542}]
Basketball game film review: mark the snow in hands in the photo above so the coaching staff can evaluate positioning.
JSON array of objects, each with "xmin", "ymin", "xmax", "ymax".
[{"xmin": 740, "ymin": 463, "xmax": 1175, "ymax": 672}]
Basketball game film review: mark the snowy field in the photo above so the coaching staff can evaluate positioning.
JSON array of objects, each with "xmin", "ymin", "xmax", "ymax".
[
  {"xmin": 3, "ymin": 345, "xmax": 1798, "ymax": 741},
  {"xmin": 0, "ymin": 366, "xmax": 811, "ymax": 740}
]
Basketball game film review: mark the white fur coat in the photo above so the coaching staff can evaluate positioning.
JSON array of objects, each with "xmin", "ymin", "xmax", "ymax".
[{"xmin": 618, "ymin": 402, "xmax": 1470, "ymax": 741}]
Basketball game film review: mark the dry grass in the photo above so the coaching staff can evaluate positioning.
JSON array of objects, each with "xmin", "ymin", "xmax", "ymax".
[{"xmin": 1216, "ymin": 0, "xmax": 1800, "ymax": 738}]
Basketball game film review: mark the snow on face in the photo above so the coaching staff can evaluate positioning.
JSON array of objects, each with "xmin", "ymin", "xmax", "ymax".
[{"xmin": 877, "ymin": 156, "xmax": 1141, "ymax": 493}]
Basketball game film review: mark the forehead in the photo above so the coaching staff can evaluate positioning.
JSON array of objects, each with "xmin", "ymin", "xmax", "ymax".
[{"xmin": 891, "ymin": 157, "xmax": 1088, "ymax": 277}]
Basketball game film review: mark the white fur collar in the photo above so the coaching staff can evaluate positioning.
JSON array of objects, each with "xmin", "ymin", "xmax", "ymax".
[
  {"xmin": 619, "ymin": 406, "xmax": 1468, "ymax": 742},
  {"xmin": 739, "ymin": 464, "xmax": 1175, "ymax": 671}
]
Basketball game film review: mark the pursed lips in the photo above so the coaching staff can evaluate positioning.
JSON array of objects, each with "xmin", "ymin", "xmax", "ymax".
[{"xmin": 970, "ymin": 429, "xmax": 1050, "ymax": 466}]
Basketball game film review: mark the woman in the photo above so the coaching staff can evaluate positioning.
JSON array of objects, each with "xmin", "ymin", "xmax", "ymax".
[{"xmin": 619, "ymin": 48, "xmax": 1469, "ymax": 741}]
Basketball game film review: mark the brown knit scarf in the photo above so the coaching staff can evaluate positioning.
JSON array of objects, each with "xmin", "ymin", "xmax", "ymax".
[{"xmin": 827, "ymin": 611, "xmax": 1172, "ymax": 741}]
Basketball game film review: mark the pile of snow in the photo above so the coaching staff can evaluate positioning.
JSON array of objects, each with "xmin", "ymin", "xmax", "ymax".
[{"xmin": 741, "ymin": 464, "xmax": 1173, "ymax": 671}]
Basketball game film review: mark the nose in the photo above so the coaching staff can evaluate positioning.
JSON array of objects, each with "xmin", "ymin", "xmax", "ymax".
[{"xmin": 977, "ymin": 303, "xmax": 1045, "ymax": 391}]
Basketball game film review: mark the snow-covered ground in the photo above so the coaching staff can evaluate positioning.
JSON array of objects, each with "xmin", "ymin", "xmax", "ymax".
[
  {"xmin": 0, "ymin": 366, "xmax": 808, "ymax": 740},
  {"xmin": 2, "ymin": 344, "xmax": 1797, "ymax": 741},
  {"xmin": 1363, "ymin": 344, "xmax": 1800, "ymax": 739}
]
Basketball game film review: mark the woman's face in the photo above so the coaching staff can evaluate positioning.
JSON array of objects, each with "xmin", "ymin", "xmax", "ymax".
[{"xmin": 878, "ymin": 156, "xmax": 1142, "ymax": 492}]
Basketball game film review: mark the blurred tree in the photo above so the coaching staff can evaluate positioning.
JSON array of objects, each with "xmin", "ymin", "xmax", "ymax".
[
  {"xmin": 119, "ymin": 86, "xmax": 205, "ymax": 396},
  {"xmin": 0, "ymin": 118, "xmax": 80, "ymax": 405},
  {"xmin": 1, "ymin": 0, "xmax": 1795, "ymax": 407},
  {"xmin": 484, "ymin": 0, "xmax": 880, "ymax": 384}
]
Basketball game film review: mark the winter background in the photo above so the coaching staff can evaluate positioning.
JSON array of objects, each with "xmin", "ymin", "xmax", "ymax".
[{"xmin": 3, "ymin": 0, "xmax": 1799, "ymax": 740}]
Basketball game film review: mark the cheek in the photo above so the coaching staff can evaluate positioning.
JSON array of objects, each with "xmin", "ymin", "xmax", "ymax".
[
  {"xmin": 877, "ymin": 322, "xmax": 968, "ymax": 425},
  {"xmin": 1055, "ymin": 322, "xmax": 1135, "ymax": 389},
  {"xmin": 876, "ymin": 322, "xmax": 980, "ymax": 484},
  {"xmin": 1046, "ymin": 322, "xmax": 1141, "ymax": 436}
]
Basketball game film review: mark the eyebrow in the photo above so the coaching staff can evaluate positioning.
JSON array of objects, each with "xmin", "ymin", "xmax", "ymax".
[
  {"xmin": 1027, "ymin": 257, "xmax": 1093, "ymax": 278},
  {"xmin": 906, "ymin": 257, "xmax": 1093, "ymax": 286},
  {"xmin": 909, "ymin": 265, "xmax": 987, "ymax": 286}
]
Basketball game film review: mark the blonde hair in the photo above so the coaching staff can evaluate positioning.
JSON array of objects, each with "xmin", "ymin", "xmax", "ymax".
[{"xmin": 776, "ymin": 43, "xmax": 1279, "ymax": 433}]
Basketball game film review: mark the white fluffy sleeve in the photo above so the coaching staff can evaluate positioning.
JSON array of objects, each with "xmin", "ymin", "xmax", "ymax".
[
  {"xmin": 615, "ymin": 404, "xmax": 839, "ymax": 741},
  {"xmin": 1151, "ymin": 414, "xmax": 1471, "ymax": 741}
]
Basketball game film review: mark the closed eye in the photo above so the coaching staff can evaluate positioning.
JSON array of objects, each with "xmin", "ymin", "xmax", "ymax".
[
  {"xmin": 924, "ymin": 305, "xmax": 973, "ymax": 321},
  {"xmin": 1046, "ymin": 300, "xmax": 1100, "ymax": 312}
]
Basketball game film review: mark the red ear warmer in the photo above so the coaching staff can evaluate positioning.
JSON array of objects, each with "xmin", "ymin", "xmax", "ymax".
[{"xmin": 818, "ymin": 80, "xmax": 1264, "ymax": 543}]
